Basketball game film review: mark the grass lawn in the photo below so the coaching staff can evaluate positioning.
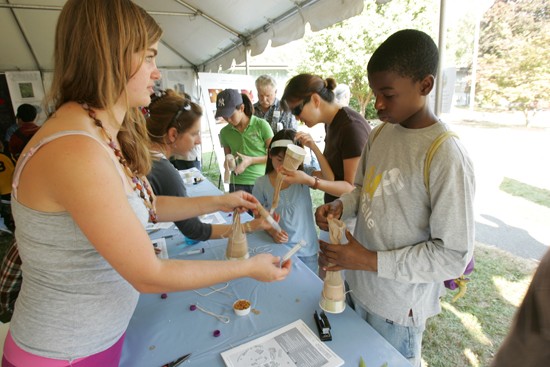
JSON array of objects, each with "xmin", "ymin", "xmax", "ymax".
[{"xmin": 499, "ymin": 177, "xmax": 550, "ymax": 208}]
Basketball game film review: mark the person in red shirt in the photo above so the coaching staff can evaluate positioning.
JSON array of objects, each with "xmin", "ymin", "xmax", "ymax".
[{"xmin": 9, "ymin": 103, "xmax": 40, "ymax": 160}]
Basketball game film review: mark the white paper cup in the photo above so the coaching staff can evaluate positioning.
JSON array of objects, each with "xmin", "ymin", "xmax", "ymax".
[
  {"xmin": 283, "ymin": 144, "xmax": 306, "ymax": 170},
  {"xmin": 233, "ymin": 299, "xmax": 251, "ymax": 316}
]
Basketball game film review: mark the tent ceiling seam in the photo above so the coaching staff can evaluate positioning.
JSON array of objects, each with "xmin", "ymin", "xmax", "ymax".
[
  {"xmin": 198, "ymin": 0, "xmax": 320, "ymax": 70},
  {"xmin": 159, "ymin": 39, "xmax": 198, "ymax": 71},
  {"xmin": 6, "ymin": 0, "xmax": 41, "ymax": 71}
]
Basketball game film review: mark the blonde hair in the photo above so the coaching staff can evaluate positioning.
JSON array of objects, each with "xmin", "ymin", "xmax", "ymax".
[{"xmin": 45, "ymin": 0, "xmax": 163, "ymax": 175}]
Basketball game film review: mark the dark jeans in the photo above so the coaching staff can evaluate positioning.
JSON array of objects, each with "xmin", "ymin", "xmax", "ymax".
[
  {"xmin": 228, "ymin": 184, "xmax": 254, "ymax": 195},
  {"xmin": 228, "ymin": 184, "xmax": 254, "ymax": 216},
  {"xmin": 0, "ymin": 194, "xmax": 14, "ymax": 233}
]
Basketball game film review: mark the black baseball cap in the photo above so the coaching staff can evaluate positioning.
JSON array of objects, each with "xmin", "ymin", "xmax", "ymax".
[{"xmin": 215, "ymin": 89, "xmax": 243, "ymax": 119}]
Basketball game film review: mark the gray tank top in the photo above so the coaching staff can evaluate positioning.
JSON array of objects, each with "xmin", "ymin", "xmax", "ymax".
[{"xmin": 10, "ymin": 131, "xmax": 148, "ymax": 360}]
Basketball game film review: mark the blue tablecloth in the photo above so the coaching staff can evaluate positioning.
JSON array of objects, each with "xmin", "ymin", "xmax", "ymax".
[{"xmin": 120, "ymin": 178, "xmax": 411, "ymax": 367}]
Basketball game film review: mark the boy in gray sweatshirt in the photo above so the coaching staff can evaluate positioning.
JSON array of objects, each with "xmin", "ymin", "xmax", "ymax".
[{"xmin": 315, "ymin": 29, "xmax": 475, "ymax": 367}]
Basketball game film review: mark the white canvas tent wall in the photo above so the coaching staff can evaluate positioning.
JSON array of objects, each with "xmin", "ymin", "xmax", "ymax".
[{"xmin": 0, "ymin": 0, "xmax": 365, "ymax": 73}]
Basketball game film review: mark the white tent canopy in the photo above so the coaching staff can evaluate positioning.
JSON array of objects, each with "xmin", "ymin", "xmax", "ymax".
[{"xmin": 0, "ymin": 0, "xmax": 365, "ymax": 73}]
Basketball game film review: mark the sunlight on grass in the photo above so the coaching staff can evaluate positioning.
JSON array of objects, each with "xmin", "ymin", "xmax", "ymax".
[
  {"xmin": 499, "ymin": 177, "xmax": 550, "ymax": 208},
  {"xmin": 464, "ymin": 348, "xmax": 480, "ymax": 367},
  {"xmin": 493, "ymin": 275, "xmax": 532, "ymax": 307},
  {"xmin": 441, "ymin": 301, "xmax": 492, "ymax": 347}
]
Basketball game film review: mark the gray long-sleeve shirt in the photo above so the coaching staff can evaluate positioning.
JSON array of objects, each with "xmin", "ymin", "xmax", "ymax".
[{"xmin": 340, "ymin": 122, "xmax": 475, "ymax": 326}]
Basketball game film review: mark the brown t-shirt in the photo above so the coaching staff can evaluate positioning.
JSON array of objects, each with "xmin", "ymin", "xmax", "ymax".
[
  {"xmin": 491, "ymin": 249, "xmax": 550, "ymax": 366},
  {"xmin": 323, "ymin": 107, "xmax": 371, "ymax": 203}
]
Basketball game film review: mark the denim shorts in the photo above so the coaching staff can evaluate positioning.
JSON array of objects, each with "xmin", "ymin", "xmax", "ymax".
[{"xmin": 351, "ymin": 300, "xmax": 425, "ymax": 367}]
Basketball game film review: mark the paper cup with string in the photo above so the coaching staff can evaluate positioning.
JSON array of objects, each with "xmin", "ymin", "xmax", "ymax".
[
  {"xmin": 282, "ymin": 144, "xmax": 306, "ymax": 171},
  {"xmin": 319, "ymin": 217, "xmax": 347, "ymax": 314},
  {"xmin": 226, "ymin": 209, "xmax": 250, "ymax": 260},
  {"xmin": 224, "ymin": 154, "xmax": 236, "ymax": 183},
  {"xmin": 271, "ymin": 144, "xmax": 306, "ymax": 212}
]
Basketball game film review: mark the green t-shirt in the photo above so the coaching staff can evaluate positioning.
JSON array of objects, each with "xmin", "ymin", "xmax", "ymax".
[{"xmin": 219, "ymin": 115, "xmax": 273, "ymax": 185}]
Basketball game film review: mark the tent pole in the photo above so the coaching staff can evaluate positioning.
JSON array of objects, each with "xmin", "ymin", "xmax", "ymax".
[
  {"xmin": 245, "ymin": 48, "xmax": 251, "ymax": 75},
  {"xmin": 435, "ymin": 0, "xmax": 447, "ymax": 116},
  {"xmin": 469, "ymin": 9, "xmax": 481, "ymax": 111}
]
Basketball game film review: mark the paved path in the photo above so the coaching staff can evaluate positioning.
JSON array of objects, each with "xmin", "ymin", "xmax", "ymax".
[{"xmin": 450, "ymin": 120, "xmax": 550, "ymax": 261}]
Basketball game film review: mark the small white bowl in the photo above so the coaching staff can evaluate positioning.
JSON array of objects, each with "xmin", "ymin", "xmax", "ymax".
[{"xmin": 233, "ymin": 299, "xmax": 251, "ymax": 316}]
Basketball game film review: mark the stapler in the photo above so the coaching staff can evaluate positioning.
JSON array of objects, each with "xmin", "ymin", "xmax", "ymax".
[{"xmin": 314, "ymin": 310, "xmax": 332, "ymax": 341}]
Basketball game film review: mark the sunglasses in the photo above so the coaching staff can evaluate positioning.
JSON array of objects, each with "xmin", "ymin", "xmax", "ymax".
[
  {"xmin": 169, "ymin": 102, "xmax": 192, "ymax": 126},
  {"xmin": 291, "ymin": 96, "xmax": 311, "ymax": 116}
]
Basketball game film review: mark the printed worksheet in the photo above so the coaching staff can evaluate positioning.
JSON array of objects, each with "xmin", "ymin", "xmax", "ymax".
[{"xmin": 221, "ymin": 320, "xmax": 343, "ymax": 367}]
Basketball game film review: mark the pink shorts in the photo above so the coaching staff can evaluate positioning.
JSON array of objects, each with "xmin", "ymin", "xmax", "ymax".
[{"xmin": 2, "ymin": 330, "xmax": 125, "ymax": 367}]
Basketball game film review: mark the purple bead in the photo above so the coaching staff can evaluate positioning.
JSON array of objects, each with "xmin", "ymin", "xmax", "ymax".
[
  {"xmin": 189, "ymin": 305, "xmax": 197, "ymax": 311},
  {"xmin": 161, "ymin": 293, "xmax": 167, "ymax": 299},
  {"xmin": 213, "ymin": 330, "xmax": 221, "ymax": 337}
]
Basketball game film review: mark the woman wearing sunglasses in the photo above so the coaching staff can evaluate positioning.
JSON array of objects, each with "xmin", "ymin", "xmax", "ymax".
[{"xmin": 281, "ymin": 74, "xmax": 371, "ymax": 205}]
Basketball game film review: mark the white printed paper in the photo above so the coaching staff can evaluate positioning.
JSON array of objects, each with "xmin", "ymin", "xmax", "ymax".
[
  {"xmin": 221, "ymin": 319, "xmax": 343, "ymax": 367},
  {"xmin": 199, "ymin": 212, "xmax": 227, "ymax": 225},
  {"xmin": 146, "ymin": 222, "xmax": 175, "ymax": 231}
]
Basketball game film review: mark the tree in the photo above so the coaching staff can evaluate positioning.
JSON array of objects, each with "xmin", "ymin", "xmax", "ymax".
[
  {"xmin": 476, "ymin": 0, "xmax": 550, "ymax": 125},
  {"xmin": 296, "ymin": 0, "xmax": 436, "ymax": 118}
]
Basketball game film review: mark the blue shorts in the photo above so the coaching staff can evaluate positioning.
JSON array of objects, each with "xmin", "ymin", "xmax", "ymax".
[{"xmin": 350, "ymin": 297, "xmax": 425, "ymax": 367}]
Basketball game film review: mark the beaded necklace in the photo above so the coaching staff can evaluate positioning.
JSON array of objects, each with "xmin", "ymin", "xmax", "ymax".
[{"xmin": 81, "ymin": 103, "xmax": 158, "ymax": 223}]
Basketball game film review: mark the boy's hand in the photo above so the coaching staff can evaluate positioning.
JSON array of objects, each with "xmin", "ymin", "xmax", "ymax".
[
  {"xmin": 318, "ymin": 230, "xmax": 377, "ymax": 272},
  {"xmin": 315, "ymin": 200, "xmax": 343, "ymax": 231}
]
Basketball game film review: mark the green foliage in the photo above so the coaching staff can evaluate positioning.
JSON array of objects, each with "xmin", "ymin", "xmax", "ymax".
[
  {"xmin": 477, "ymin": 0, "xmax": 550, "ymax": 123},
  {"xmin": 296, "ymin": 0, "xmax": 437, "ymax": 118}
]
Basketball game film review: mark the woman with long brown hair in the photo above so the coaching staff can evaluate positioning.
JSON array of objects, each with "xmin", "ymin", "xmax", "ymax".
[{"xmin": 3, "ymin": 1, "xmax": 289, "ymax": 366}]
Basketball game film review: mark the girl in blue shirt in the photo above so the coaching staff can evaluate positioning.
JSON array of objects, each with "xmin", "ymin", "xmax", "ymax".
[{"xmin": 252, "ymin": 129, "xmax": 333, "ymax": 274}]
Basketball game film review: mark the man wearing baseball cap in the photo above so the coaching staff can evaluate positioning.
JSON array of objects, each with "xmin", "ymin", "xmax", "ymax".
[{"xmin": 216, "ymin": 89, "xmax": 273, "ymax": 194}]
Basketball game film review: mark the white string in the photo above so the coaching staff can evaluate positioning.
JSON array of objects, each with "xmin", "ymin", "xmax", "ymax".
[
  {"xmin": 194, "ymin": 302, "xmax": 230, "ymax": 324},
  {"xmin": 193, "ymin": 282, "xmax": 231, "ymax": 297},
  {"xmin": 250, "ymin": 245, "xmax": 272, "ymax": 254}
]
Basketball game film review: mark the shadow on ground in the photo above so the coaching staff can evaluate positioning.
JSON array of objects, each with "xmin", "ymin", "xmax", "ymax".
[{"xmin": 476, "ymin": 214, "xmax": 547, "ymax": 261}]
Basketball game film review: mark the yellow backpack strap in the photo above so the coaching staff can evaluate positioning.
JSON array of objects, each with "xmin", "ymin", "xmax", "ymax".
[
  {"xmin": 370, "ymin": 122, "xmax": 387, "ymax": 143},
  {"xmin": 424, "ymin": 131, "xmax": 459, "ymax": 195}
]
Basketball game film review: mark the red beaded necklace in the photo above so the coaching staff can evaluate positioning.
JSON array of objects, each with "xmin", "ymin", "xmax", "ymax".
[{"xmin": 81, "ymin": 103, "xmax": 158, "ymax": 223}]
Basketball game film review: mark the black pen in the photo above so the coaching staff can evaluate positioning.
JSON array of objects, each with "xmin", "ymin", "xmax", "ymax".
[{"xmin": 162, "ymin": 353, "xmax": 191, "ymax": 367}]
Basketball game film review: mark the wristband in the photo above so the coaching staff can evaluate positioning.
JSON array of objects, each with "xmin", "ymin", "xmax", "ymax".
[{"xmin": 312, "ymin": 176, "xmax": 320, "ymax": 190}]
